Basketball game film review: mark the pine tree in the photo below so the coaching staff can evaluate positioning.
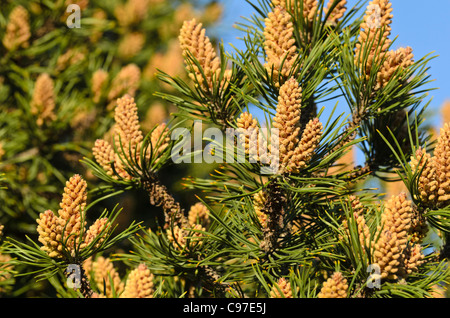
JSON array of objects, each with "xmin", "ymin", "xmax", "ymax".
[{"xmin": 2, "ymin": 0, "xmax": 450, "ymax": 299}]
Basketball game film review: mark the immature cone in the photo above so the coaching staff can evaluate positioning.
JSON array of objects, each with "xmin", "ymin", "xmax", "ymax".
[
  {"xmin": 373, "ymin": 193, "xmax": 416, "ymax": 280},
  {"xmin": 237, "ymin": 112, "xmax": 260, "ymax": 161},
  {"xmin": 2, "ymin": 6, "xmax": 31, "ymax": 51},
  {"xmin": 341, "ymin": 196, "xmax": 371, "ymax": 249},
  {"xmin": 271, "ymin": 0, "xmax": 318, "ymax": 21},
  {"xmin": 92, "ymin": 139, "xmax": 116, "ymax": 177},
  {"xmin": 83, "ymin": 218, "xmax": 111, "ymax": 250},
  {"xmin": 120, "ymin": 264, "xmax": 155, "ymax": 298},
  {"xmin": 188, "ymin": 202, "xmax": 210, "ymax": 227},
  {"xmin": 36, "ymin": 175, "xmax": 111, "ymax": 259},
  {"xmin": 58, "ymin": 174, "xmax": 88, "ymax": 249},
  {"xmin": 377, "ymin": 46, "xmax": 414, "ymax": 90},
  {"xmin": 114, "ymin": 95, "xmax": 143, "ymax": 155},
  {"xmin": 36, "ymin": 175, "xmax": 89, "ymax": 258},
  {"xmin": 301, "ymin": 0, "xmax": 319, "ymax": 21},
  {"xmin": 149, "ymin": 122, "xmax": 170, "ymax": 161},
  {"xmin": 272, "ymin": 78, "xmax": 322, "ymax": 173},
  {"xmin": 179, "ymin": 19, "xmax": 221, "ymax": 91},
  {"xmin": 324, "ymin": 0, "xmax": 347, "ymax": 24},
  {"xmin": 58, "ymin": 175, "xmax": 87, "ymax": 221},
  {"xmin": 433, "ymin": 123, "xmax": 450, "ymax": 207},
  {"xmin": 113, "ymin": 95, "xmax": 145, "ymax": 175},
  {"xmin": 410, "ymin": 124, "xmax": 450, "ymax": 209},
  {"xmin": 410, "ymin": 147, "xmax": 438, "ymax": 206},
  {"xmin": 253, "ymin": 190, "xmax": 268, "ymax": 228},
  {"xmin": 31, "ymin": 73, "xmax": 57, "ymax": 126},
  {"xmin": 118, "ymin": 32, "xmax": 146, "ymax": 60},
  {"xmin": 167, "ymin": 223, "xmax": 205, "ymax": 251},
  {"xmin": 380, "ymin": 193, "xmax": 413, "ymax": 249},
  {"xmin": 56, "ymin": 48, "xmax": 86, "ymax": 72},
  {"xmin": 92, "ymin": 69, "xmax": 109, "ymax": 103},
  {"xmin": 107, "ymin": 64, "xmax": 141, "ymax": 103},
  {"xmin": 317, "ymin": 272, "xmax": 348, "ymax": 298},
  {"xmin": 36, "ymin": 210, "xmax": 65, "ymax": 258},
  {"xmin": 94, "ymin": 96, "xmax": 169, "ymax": 180},
  {"xmin": 288, "ymin": 117, "xmax": 323, "ymax": 172},
  {"xmin": 354, "ymin": 0, "xmax": 393, "ymax": 82},
  {"xmin": 84, "ymin": 256, "xmax": 124, "ymax": 298},
  {"xmin": 263, "ymin": 6, "xmax": 298, "ymax": 86},
  {"xmin": 373, "ymin": 230, "xmax": 403, "ymax": 280},
  {"xmin": 272, "ymin": 77, "xmax": 302, "ymax": 171},
  {"xmin": 270, "ymin": 277, "xmax": 293, "ymax": 298},
  {"xmin": 114, "ymin": 0, "xmax": 150, "ymax": 27}
]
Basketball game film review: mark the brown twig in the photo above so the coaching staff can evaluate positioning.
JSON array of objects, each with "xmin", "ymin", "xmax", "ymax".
[
  {"xmin": 259, "ymin": 180, "xmax": 287, "ymax": 254},
  {"xmin": 142, "ymin": 179, "xmax": 189, "ymax": 229}
]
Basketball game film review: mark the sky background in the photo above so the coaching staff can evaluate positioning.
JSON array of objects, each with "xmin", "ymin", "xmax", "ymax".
[{"xmin": 212, "ymin": 0, "xmax": 450, "ymax": 131}]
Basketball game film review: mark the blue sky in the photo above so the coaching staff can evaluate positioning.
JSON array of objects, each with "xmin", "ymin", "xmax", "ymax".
[{"xmin": 213, "ymin": 0, "xmax": 450, "ymax": 130}]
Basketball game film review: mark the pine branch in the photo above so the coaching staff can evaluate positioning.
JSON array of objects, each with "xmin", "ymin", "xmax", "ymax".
[
  {"xmin": 259, "ymin": 179, "xmax": 288, "ymax": 254},
  {"xmin": 142, "ymin": 179, "xmax": 189, "ymax": 230}
]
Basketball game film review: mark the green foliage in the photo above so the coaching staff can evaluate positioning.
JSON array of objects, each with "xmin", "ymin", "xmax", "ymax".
[{"xmin": 1, "ymin": 0, "xmax": 450, "ymax": 299}]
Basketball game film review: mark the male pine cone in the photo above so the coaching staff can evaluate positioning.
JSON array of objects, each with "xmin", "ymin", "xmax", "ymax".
[
  {"xmin": 36, "ymin": 175, "xmax": 111, "ymax": 258},
  {"xmin": 317, "ymin": 272, "xmax": 348, "ymax": 298},
  {"xmin": 272, "ymin": 77, "xmax": 323, "ymax": 174},
  {"xmin": 263, "ymin": 5, "xmax": 298, "ymax": 86},
  {"xmin": 179, "ymin": 18, "xmax": 221, "ymax": 91}
]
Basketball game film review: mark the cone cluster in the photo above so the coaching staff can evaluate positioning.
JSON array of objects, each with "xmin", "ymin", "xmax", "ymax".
[
  {"xmin": 167, "ymin": 203, "xmax": 208, "ymax": 252},
  {"xmin": 187, "ymin": 202, "xmax": 210, "ymax": 228},
  {"xmin": 179, "ymin": 19, "xmax": 222, "ymax": 91},
  {"xmin": 272, "ymin": 0, "xmax": 348, "ymax": 23},
  {"xmin": 237, "ymin": 112, "xmax": 260, "ymax": 162},
  {"xmin": 373, "ymin": 193, "xmax": 425, "ymax": 280},
  {"xmin": 2, "ymin": 6, "xmax": 31, "ymax": 51},
  {"xmin": 91, "ymin": 69, "xmax": 109, "ymax": 103},
  {"xmin": 341, "ymin": 195, "xmax": 371, "ymax": 249},
  {"xmin": 120, "ymin": 263, "xmax": 155, "ymax": 298},
  {"xmin": 92, "ymin": 95, "xmax": 169, "ymax": 180},
  {"xmin": 272, "ymin": 78, "xmax": 323, "ymax": 174},
  {"xmin": 36, "ymin": 175, "xmax": 111, "ymax": 258},
  {"xmin": 253, "ymin": 190, "xmax": 269, "ymax": 228},
  {"xmin": 263, "ymin": 5, "xmax": 298, "ymax": 86},
  {"xmin": 234, "ymin": 80, "xmax": 322, "ymax": 173},
  {"xmin": 410, "ymin": 123, "xmax": 450, "ymax": 209},
  {"xmin": 324, "ymin": 0, "xmax": 348, "ymax": 25},
  {"xmin": 355, "ymin": 0, "xmax": 414, "ymax": 90},
  {"xmin": 107, "ymin": 64, "xmax": 141, "ymax": 103},
  {"xmin": 31, "ymin": 73, "xmax": 57, "ymax": 127},
  {"xmin": 269, "ymin": 277, "xmax": 293, "ymax": 298},
  {"xmin": 318, "ymin": 271, "xmax": 348, "ymax": 298},
  {"xmin": 84, "ymin": 256, "xmax": 124, "ymax": 298}
]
